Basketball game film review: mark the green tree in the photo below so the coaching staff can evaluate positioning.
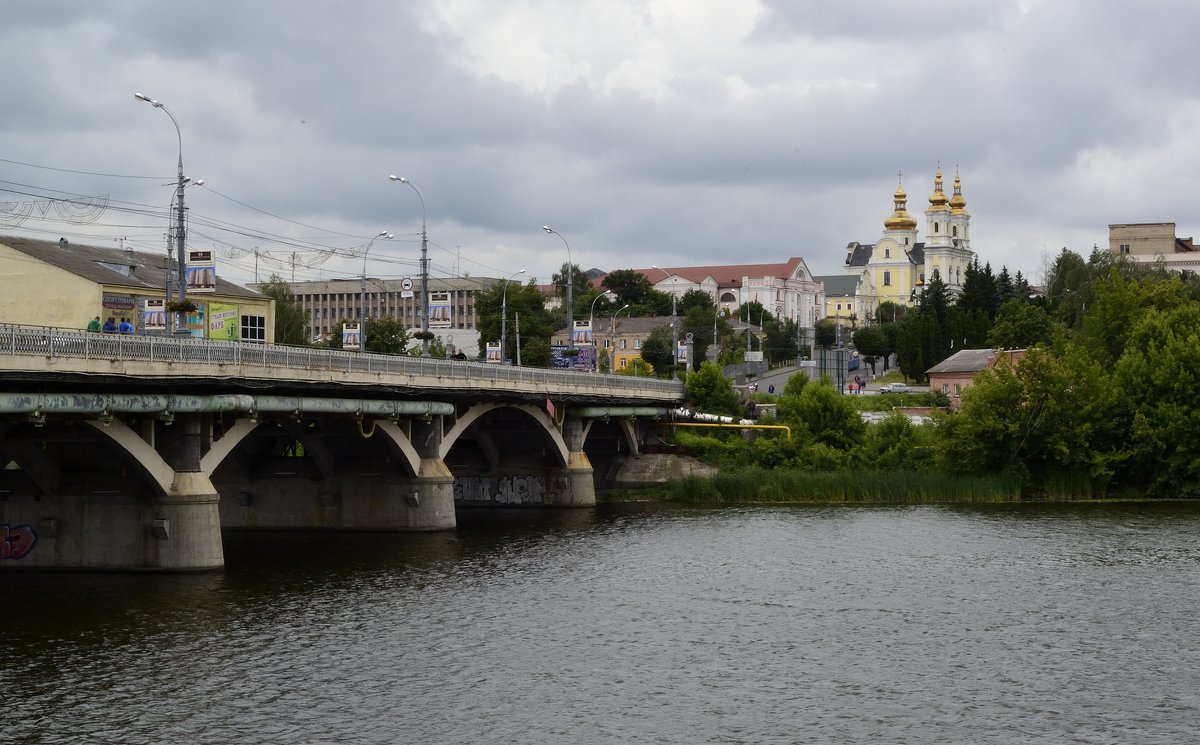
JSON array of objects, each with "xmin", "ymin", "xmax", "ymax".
[
  {"xmin": 365, "ymin": 316, "xmax": 409, "ymax": 354},
  {"xmin": 776, "ymin": 380, "xmax": 866, "ymax": 450},
  {"xmin": 640, "ymin": 325, "xmax": 675, "ymax": 377},
  {"xmin": 617, "ymin": 357, "xmax": 656, "ymax": 377},
  {"xmin": 763, "ymin": 318, "xmax": 799, "ymax": 364},
  {"xmin": 851, "ymin": 325, "xmax": 888, "ymax": 371},
  {"xmin": 258, "ymin": 274, "xmax": 308, "ymax": 345},
  {"xmin": 813, "ymin": 318, "xmax": 837, "ymax": 348},
  {"xmin": 474, "ymin": 280, "xmax": 554, "ymax": 362},
  {"xmin": 552, "ymin": 262, "xmax": 591, "ymax": 317},
  {"xmin": 987, "ymin": 298, "xmax": 1056, "ymax": 350},
  {"xmin": 601, "ymin": 269, "xmax": 653, "ymax": 307},
  {"xmin": 685, "ymin": 361, "xmax": 742, "ymax": 416},
  {"xmin": 1112, "ymin": 301, "xmax": 1200, "ymax": 496},
  {"xmin": 679, "ymin": 288, "xmax": 715, "ymax": 313}
]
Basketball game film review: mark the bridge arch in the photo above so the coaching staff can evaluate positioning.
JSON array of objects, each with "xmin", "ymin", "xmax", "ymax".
[{"xmin": 441, "ymin": 402, "xmax": 569, "ymax": 467}]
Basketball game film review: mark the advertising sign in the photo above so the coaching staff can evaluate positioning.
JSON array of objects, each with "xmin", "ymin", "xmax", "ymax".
[
  {"xmin": 143, "ymin": 299, "xmax": 166, "ymax": 331},
  {"xmin": 342, "ymin": 322, "xmax": 361, "ymax": 350},
  {"xmin": 429, "ymin": 291, "xmax": 451, "ymax": 328},
  {"xmin": 186, "ymin": 250, "xmax": 217, "ymax": 294},
  {"xmin": 208, "ymin": 302, "xmax": 240, "ymax": 340},
  {"xmin": 486, "ymin": 341, "xmax": 502, "ymax": 363},
  {"xmin": 572, "ymin": 319, "xmax": 593, "ymax": 346}
]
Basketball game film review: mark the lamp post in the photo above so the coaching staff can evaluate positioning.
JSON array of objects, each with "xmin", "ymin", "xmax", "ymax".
[
  {"xmin": 500, "ymin": 268, "xmax": 526, "ymax": 364},
  {"xmin": 610, "ymin": 304, "xmax": 630, "ymax": 374},
  {"xmin": 652, "ymin": 265, "xmax": 679, "ymax": 378},
  {"xmin": 542, "ymin": 226, "xmax": 574, "ymax": 354},
  {"xmin": 588, "ymin": 292, "xmax": 611, "ymax": 373},
  {"xmin": 359, "ymin": 231, "xmax": 393, "ymax": 352},
  {"xmin": 389, "ymin": 175, "xmax": 430, "ymax": 356},
  {"xmin": 135, "ymin": 92, "xmax": 190, "ymax": 336}
]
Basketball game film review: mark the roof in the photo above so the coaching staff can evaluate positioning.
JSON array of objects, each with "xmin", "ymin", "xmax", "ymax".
[
  {"xmin": 926, "ymin": 348, "xmax": 1026, "ymax": 375},
  {"xmin": 815, "ymin": 275, "xmax": 860, "ymax": 297},
  {"xmin": 845, "ymin": 240, "xmax": 925, "ymax": 267},
  {"xmin": 632, "ymin": 257, "xmax": 814, "ymax": 287},
  {"xmin": 0, "ymin": 235, "xmax": 262, "ymax": 299}
]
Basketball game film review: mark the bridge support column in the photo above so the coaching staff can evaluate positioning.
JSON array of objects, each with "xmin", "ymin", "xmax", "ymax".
[{"xmin": 547, "ymin": 417, "xmax": 595, "ymax": 507}]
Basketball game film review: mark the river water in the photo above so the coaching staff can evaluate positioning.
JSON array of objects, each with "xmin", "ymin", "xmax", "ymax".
[{"xmin": 5, "ymin": 501, "xmax": 1200, "ymax": 744}]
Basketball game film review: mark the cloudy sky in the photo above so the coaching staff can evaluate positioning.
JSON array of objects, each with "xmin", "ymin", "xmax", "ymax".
[{"xmin": 2, "ymin": 1, "xmax": 1197, "ymax": 291}]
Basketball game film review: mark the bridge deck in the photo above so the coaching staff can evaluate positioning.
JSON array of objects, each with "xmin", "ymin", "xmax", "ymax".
[{"xmin": 0, "ymin": 325, "xmax": 685, "ymax": 405}]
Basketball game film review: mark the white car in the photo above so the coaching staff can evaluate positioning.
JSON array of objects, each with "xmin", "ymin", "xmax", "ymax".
[{"xmin": 879, "ymin": 383, "xmax": 912, "ymax": 394}]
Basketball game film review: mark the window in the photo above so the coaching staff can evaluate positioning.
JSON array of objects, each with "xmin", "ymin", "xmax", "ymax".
[
  {"xmin": 942, "ymin": 383, "xmax": 949, "ymax": 394},
  {"xmin": 884, "ymin": 248, "xmax": 891, "ymax": 258},
  {"xmin": 241, "ymin": 314, "xmax": 266, "ymax": 343},
  {"xmin": 1120, "ymin": 244, "xmax": 1131, "ymax": 254},
  {"xmin": 634, "ymin": 339, "xmax": 641, "ymax": 349},
  {"xmin": 952, "ymin": 226, "xmax": 958, "ymax": 237},
  {"xmin": 883, "ymin": 271, "xmax": 891, "ymax": 286},
  {"xmin": 954, "ymin": 383, "xmax": 962, "ymax": 395},
  {"xmin": 934, "ymin": 221, "xmax": 940, "ymax": 234},
  {"xmin": 620, "ymin": 339, "xmax": 627, "ymax": 350}
]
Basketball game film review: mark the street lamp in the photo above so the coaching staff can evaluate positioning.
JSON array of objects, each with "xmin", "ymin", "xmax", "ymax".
[
  {"xmin": 542, "ymin": 226, "xmax": 574, "ymax": 354},
  {"xmin": 652, "ymin": 265, "xmax": 679, "ymax": 378},
  {"xmin": 359, "ymin": 231, "xmax": 393, "ymax": 352},
  {"xmin": 135, "ymin": 91, "xmax": 190, "ymax": 336},
  {"xmin": 389, "ymin": 175, "xmax": 430, "ymax": 356},
  {"xmin": 588, "ymin": 292, "xmax": 612, "ymax": 373},
  {"xmin": 500, "ymin": 268, "xmax": 526, "ymax": 364},
  {"xmin": 609, "ymin": 304, "xmax": 630, "ymax": 374}
]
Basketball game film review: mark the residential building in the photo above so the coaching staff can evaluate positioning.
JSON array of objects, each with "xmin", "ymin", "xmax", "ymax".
[
  {"xmin": 283, "ymin": 275, "xmax": 497, "ymax": 354},
  {"xmin": 633, "ymin": 258, "xmax": 825, "ymax": 334},
  {"xmin": 844, "ymin": 168, "xmax": 976, "ymax": 318},
  {"xmin": 926, "ymin": 348, "xmax": 1026, "ymax": 408},
  {"xmin": 1108, "ymin": 223, "xmax": 1199, "ymax": 273},
  {"xmin": 0, "ymin": 235, "xmax": 273, "ymax": 341}
]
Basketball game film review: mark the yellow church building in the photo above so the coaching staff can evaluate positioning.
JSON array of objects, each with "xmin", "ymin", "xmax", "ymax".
[{"xmin": 841, "ymin": 167, "xmax": 976, "ymax": 324}]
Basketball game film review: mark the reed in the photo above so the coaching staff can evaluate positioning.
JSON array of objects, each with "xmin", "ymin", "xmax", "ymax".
[{"xmin": 661, "ymin": 468, "xmax": 1022, "ymax": 504}]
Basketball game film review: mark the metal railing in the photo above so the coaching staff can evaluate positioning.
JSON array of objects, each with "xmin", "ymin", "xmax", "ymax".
[{"xmin": 0, "ymin": 324, "xmax": 685, "ymax": 397}]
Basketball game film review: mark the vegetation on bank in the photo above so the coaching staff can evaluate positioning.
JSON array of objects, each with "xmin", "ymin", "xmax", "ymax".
[{"xmin": 674, "ymin": 250, "xmax": 1200, "ymax": 503}]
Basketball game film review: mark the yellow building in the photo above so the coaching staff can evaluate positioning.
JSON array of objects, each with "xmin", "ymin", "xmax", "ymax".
[
  {"xmin": 844, "ymin": 168, "xmax": 975, "ymax": 318},
  {"xmin": 0, "ymin": 236, "xmax": 274, "ymax": 341}
]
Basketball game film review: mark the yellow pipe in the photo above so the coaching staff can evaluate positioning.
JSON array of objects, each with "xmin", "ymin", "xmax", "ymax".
[{"xmin": 659, "ymin": 422, "xmax": 792, "ymax": 439}]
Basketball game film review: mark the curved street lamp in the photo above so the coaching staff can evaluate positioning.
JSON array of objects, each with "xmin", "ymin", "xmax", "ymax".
[
  {"xmin": 389, "ymin": 175, "xmax": 430, "ymax": 356},
  {"xmin": 542, "ymin": 226, "xmax": 575, "ymax": 354},
  {"xmin": 500, "ymin": 268, "xmax": 526, "ymax": 364},
  {"xmin": 609, "ymin": 303, "xmax": 631, "ymax": 374},
  {"xmin": 588, "ymin": 292, "xmax": 613, "ymax": 373},
  {"xmin": 652, "ymin": 265, "xmax": 679, "ymax": 378},
  {"xmin": 359, "ymin": 231, "xmax": 393, "ymax": 352},
  {"xmin": 135, "ymin": 92, "xmax": 190, "ymax": 336}
]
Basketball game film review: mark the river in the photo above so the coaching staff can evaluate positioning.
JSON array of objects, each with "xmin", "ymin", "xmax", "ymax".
[{"xmin": 5, "ymin": 501, "xmax": 1200, "ymax": 744}]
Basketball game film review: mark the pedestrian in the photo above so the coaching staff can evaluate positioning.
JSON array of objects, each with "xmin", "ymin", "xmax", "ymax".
[
  {"xmin": 118, "ymin": 317, "xmax": 133, "ymax": 334},
  {"xmin": 87, "ymin": 316, "xmax": 101, "ymax": 332},
  {"xmin": 102, "ymin": 317, "xmax": 117, "ymax": 333},
  {"xmin": 768, "ymin": 384, "xmax": 775, "ymax": 395}
]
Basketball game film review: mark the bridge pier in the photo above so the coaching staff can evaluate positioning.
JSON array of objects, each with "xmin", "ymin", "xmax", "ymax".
[
  {"xmin": 0, "ymin": 415, "xmax": 224, "ymax": 571},
  {"xmin": 213, "ymin": 416, "xmax": 455, "ymax": 531}
]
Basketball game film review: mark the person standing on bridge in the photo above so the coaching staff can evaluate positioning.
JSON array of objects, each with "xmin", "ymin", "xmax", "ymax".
[
  {"xmin": 102, "ymin": 317, "xmax": 117, "ymax": 333},
  {"xmin": 118, "ymin": 317, "xmax": 134, "ymax": 334},
  {"xmin": 87, "ymin": 316, "xmax": 101, "ymax": 332}
]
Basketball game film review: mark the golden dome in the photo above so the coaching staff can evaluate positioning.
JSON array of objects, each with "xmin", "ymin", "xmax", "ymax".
[
  {"xmin": 949, "ymin": 168, "xmax": 967, "ymax": 214},
  {"xmin": 884, "ymin": 178, "xmax": 917, "ymax": 231},
  {"xmin": 928, "ymin": 166, "xmax": 949, "ymax": 212}
]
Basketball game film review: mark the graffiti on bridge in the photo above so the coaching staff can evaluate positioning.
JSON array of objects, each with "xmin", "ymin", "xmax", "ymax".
[
  {"xmin": 1, "ymin": 524, "xmax": 38, "ymax": 560},
  {"xmin": 454, "ymin": 475, "xmax": 548, "ymax": 504}
]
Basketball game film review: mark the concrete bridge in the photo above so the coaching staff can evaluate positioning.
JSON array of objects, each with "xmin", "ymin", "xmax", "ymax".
[{"xmin": 0, "ymin": 325, "xmax": 685, "ymax": 571}]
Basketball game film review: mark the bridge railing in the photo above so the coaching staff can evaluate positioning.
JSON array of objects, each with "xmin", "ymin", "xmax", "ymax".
[{"xmin": 0, "ymin": 324, "xmax": 684, "ymax": 395}]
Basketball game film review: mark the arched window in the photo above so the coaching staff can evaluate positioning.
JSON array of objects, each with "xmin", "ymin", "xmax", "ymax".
[{"xmin": 934, "ymin": 222, "xmax": 940, "ymax": 234}]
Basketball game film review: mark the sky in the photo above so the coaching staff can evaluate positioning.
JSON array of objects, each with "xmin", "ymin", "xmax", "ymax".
[{"xmin": 2, "ymin": 1, "xmax": 1198, "ymax": 292}]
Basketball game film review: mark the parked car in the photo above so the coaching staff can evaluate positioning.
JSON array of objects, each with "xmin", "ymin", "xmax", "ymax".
[{"xmin": 879, "ymin": 383, "xmax": 911, "ymax": 394}]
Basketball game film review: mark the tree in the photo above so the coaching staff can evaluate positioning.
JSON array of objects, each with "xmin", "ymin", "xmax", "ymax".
[
  {"xmin": 813, "ymin": 318, "xmax": 837, "ymax": 348},
  {"xmin": 552, "ymin": 262, "xmax": 590, "ymax": 317},
  {"xmin": 775, "ymin": 380, "xmax": 866, "ymax": 450},
  {"xmin": 601, "ymin": 269, "xmax": 653, "ymax": 307},
  {"xmin": 763, "ymin": 317, "xmax": 799, "ymax": 364},
  {"xmin": 474, "ymin": 280, "xmax": 554, "ymax": 362},
  {"xmin": 986, "ymin": 299, "xmax": 1056, "ymax": 350},
  {"xmin": 365, "ymin": 316, "xmax": 409, "ymax": 354},
  {"xmin": 258, "ymin": 274, "xmax": 308, "ymax": 345},
  {"xmin": 851, "ymin": 324, "xmax": 888, "ymax": 372},
  {"xmin": 685, "ymin": 361, "xmax": 742, "ymax": 417},
  {"xmin": 957, "ymin": 257, "xmax": 998, "ymax": 319},
  {"xmin": 679, "ymin": 288, "xmax": 715, "ymax": 313},
  {"xmin": 640, "ymin": 325, "xmax": 675, "ymax": 377}
]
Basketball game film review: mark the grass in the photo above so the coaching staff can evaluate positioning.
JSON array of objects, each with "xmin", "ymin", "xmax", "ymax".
[{"xmin": 654, "ymin": 467, "xmax": 1022, "ymax": 504}]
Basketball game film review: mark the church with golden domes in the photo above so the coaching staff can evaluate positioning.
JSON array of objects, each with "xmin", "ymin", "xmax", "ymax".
[{"xmin": 838, "ymin": 167, "xmax": 975, "ymax": 323}]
